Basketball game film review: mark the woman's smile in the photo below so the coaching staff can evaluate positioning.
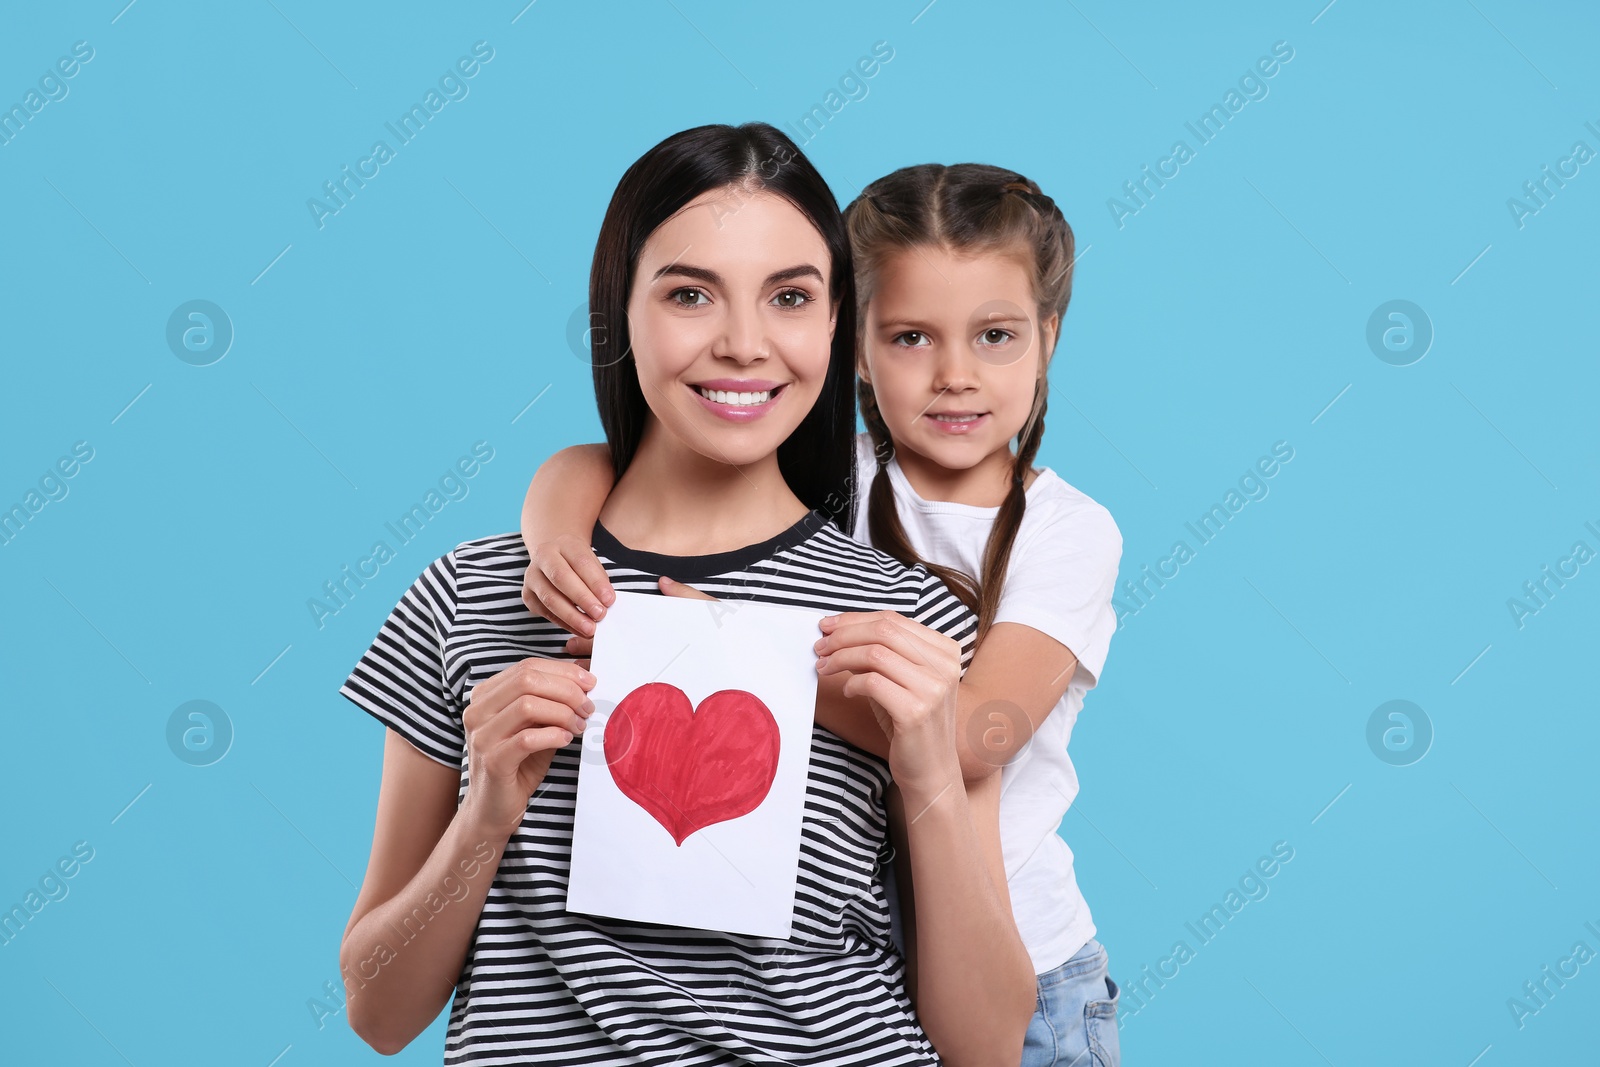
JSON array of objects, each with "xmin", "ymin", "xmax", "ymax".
[{"xmin": 688, "ymin": 378, "xmax": 791, "ymax": 422}]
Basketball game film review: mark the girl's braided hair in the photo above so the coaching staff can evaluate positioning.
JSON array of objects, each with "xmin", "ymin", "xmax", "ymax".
[{"xmin": 844, "ymin": 164, "xmax": 1076, "ymax": 639}]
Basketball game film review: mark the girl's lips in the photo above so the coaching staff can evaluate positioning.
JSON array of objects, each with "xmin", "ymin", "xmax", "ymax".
[
  {"xmin": 688, "ymin": 382, "xmax": 787, "ymax": 423},
  {"xmin": 924, "ymin": 412, "xmax": 989, "ymax": 435}
]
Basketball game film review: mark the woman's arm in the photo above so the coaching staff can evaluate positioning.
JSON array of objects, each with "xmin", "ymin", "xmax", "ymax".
[
  {"xmin": 342, "ymin": 660, "xmax": 595, "ymax": 1053},
  {"xmin": 817, "ymin": 617, "xmax": 1079, "ymax": 782},
  {"xmin": 520, "ymin": 443, "xmax": 617, "ymax": 635},
  {"xmin": 341, "ymin": 732, "xmax": 504, "ymax": 1054},
  {"xmin": 885, "ymin": 767, "xmax": 1018, "ymax": 986},
  {"xmin": 826, "ymin": 616, "xmax": 1036, "ymax": 1066}
]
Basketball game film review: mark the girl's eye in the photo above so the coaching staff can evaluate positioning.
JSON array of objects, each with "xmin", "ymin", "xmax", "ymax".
[
  {"xmin": 668, "ymin": 288, "xmax": 709, "ymax": 308},
  {"xmin": 772, "ymin": 288, "xmax": 810, "ymax": 309},
  {"xmin": 892, "ymin": 331, "xmax": 929, "ymax": 348},
  {"xmin": 980, "ymin": 328, "xmax": 1014, "ymax": 346}
]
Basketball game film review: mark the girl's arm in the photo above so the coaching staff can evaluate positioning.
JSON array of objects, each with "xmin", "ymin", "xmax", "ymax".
[
  {"xmin": 817, "ymin": 618, "xmax": 1078, "ymax": 782},
  {"xmin": 520, "ymin": 443, "xmax": 617, "ymax": 635},
  {"xmin": 826, "ymin": 616, "xmax": 1036, "ymax": 1066}
]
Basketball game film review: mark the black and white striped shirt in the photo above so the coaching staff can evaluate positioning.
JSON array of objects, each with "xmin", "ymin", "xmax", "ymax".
[{"xmin": 340, "ymin": 509, "xmax": 977, "ymax": 1065}]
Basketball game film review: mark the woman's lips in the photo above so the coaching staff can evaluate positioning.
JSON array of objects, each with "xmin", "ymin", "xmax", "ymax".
[{"xmin": 688, "ymin": 382, "xmax": 787, "ymax": 423}]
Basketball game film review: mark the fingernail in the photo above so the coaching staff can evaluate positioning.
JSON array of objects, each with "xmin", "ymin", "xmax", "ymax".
[
  {"xmin": 591, "ymin": 604, "xmax": 605, "ymax": 618},
  {"xmin": 582, "ymin": 699, "xmax": 595, "ymax": 716},
  {"xmin": 816, "ymin": 655, "xmax": 828, "ymax": 670},
  {"xmin": 580, "ymin": 669, "xmax": 596, "ymax": 683},
  {"xmin": 813, "ymin": 638, "xmax": 826, "ymax": 652}
]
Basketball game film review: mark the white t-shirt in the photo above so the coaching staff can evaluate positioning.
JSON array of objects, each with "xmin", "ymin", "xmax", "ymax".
[{"xmin": 852, "ymin": 432, "xmax": 1123, "ymax": 975}]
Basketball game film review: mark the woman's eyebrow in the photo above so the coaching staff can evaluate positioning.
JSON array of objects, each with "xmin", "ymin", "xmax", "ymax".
[
  {"xmin": 765, "ymin": 264, "xmax": 824, "ymax": 286},
  {"xmin": 653, "ymin": 263, "xmax": 721, "ymax": 284},
  {"xmin": 650, "ymin": 263, "xmax": 824, "ymax": 286}
]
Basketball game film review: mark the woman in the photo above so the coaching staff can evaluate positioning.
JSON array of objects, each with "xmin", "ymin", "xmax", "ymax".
[{"xmin": 336, "ymin": 122, "xmax": 1034, "ymax": 1065}]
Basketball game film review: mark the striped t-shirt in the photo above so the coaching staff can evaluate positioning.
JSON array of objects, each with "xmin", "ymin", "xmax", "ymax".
[{"xmin": 340, "ymin": 508, "xmax": 977, "ymax": 1065}]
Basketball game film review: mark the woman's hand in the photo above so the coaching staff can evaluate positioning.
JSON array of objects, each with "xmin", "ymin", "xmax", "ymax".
[
  {"xmin": 814, "ymin": 612, "xmax": 963, "ymax": 802},
  {"xmin": 522, "ymin": 534, "xmax": 616, "ymax": 637},
  {"xmin": 459, "ymin": 659, "xmax": 596, "ymax": 840}
]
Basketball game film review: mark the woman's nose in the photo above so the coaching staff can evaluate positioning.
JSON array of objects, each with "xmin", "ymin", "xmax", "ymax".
[{"xmin": 712, "ymin": 304, "xmax": 769, "ymax": 363}]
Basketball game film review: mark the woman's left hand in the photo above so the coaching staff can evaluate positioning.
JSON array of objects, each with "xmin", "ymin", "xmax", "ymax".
[{"xmin": 814, "ymin": 611, "xmax": 962, "ymax": 802}]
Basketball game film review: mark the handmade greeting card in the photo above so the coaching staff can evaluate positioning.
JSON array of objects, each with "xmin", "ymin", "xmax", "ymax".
[{"xmin": 565, "ymin": 591, "xmax": 827, "ymax": 938}]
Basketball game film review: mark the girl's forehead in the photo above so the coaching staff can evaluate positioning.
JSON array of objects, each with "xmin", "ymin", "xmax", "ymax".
[{"xmin": 868, "ymin": 244, "xmax": 1036, "ymax": 312}]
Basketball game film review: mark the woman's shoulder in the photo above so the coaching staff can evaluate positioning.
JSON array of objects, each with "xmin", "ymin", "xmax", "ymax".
[
  {"xmin": 450, "ymin": 530, "xmax": 529, "ymax": 568},
  {"xmin": 788, "ymin": 517, "xmax": 943, "ymax": 589},
  {"xmin": 785, "ymin": 520, "xmax": 977, "ymax": 653}
]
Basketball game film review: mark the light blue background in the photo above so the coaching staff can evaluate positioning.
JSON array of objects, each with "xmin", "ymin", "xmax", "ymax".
[{"xmin": 2, "ymin": 2, "xmax": 1596, "ymax": 1064}]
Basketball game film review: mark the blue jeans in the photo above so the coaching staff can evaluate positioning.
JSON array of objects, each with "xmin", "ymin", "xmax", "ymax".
[{"xmin": 1019, "ymin": 938, "xmax": 1120, "ymax": 1067}]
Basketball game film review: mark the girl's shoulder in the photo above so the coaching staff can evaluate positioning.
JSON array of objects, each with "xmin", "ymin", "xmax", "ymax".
[
  {"xmin": 1011, "ymin": 470, "xmax": 1126, "ymax": 566},
  {"xmin": 1022, "ymin": 466, "xmax": 1122, "ymax": 547}
]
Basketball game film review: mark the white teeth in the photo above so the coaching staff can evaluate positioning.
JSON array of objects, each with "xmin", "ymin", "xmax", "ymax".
[
  {"xmin": 697, "ymin": 386, "xmax": 773, "ymax": 405},
  {"xmin": 932, "ymin": 413, "xmax": 981, "ymax": 422}
]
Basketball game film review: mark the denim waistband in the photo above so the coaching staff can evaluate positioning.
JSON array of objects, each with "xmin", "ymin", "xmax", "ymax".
[{"xmin": 1036, "ymin": 938, "xmax": 1107, "ymax": 989}]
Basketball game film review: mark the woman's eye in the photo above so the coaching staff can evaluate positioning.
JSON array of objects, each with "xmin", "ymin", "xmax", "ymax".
[
  {"xmin": 893, "ymin": 331, "xmax": 928, "ymax": 347},
  {"xmin": 772, "ymin": 289, "xmax": 810, "ymax": 309},
  {"xmin": 980, "ymin": 328, "xmax": 1014, "ymax": 345},
  {"xmin": 668, "ymin": 288, "xmax": 709, "ymax": 307}
]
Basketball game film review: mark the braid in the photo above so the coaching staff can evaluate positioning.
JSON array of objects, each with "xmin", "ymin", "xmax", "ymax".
[
  {"xmin": 974, "ymin": 380, "xmax": 1047, "ymax": 639},
  {"xmin": 858, "ymin": 375, "xmax": 982, "ymax": 616}
]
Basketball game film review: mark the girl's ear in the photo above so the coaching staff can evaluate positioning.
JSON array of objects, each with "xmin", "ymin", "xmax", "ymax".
[
  {"xmin": 1041, "ymin": 313, "xmax": 1061, "ymax": 366},
  {"xmin": 827, "ymin": 299, "xmax": 839, "ymax": 342}
]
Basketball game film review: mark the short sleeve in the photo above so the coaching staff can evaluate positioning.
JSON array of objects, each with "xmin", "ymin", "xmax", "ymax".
[
  {"xmin": 994, "ymin": 498, "xmax": 1122, "ymax": 690},
  {"xmin": 911, "ymin": 568, "xmax": 979, "ymax": 674},
  {"xmin": 339, "ymin": 551, "xmax": 465, "ymax": 768}
]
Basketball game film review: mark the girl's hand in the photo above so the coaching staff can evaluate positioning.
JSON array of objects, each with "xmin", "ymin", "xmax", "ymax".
[
  {"xmin": 814, "ymin": 611, "xmax": 963, "ymax": 801},
  {"xmin": 557, "ymin": 576, "xmax": 710, "ymax": 667},
  {"xmin": 522, "ymin": 535, "xmax": 616, "ymax": 637},
  {"xmin": 459, "ymin": 658, "xmax": 596, "ymax": 839}
]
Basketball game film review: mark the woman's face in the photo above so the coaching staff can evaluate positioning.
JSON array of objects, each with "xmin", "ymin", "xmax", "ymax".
[
  {"xmin": 859, "ymin": 244, "xmax": 1055, "ymax": 474},
  {"xmin": 626, "ymin": 186, "xmax": 837, "ymax": 469}
]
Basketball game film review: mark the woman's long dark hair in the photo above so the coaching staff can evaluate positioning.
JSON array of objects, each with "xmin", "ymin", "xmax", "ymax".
[{"xmin": 587, "ymin": 122, "xmax": 857, "ymax": 533}]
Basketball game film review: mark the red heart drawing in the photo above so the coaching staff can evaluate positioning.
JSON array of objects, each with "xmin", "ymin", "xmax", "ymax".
[{"xmin": 604, "ymin": 682, "xmax": 781, "ymax": 846}]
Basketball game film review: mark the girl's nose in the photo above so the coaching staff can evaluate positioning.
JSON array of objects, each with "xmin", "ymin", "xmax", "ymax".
[{"xmin": 931, "ymin": 346, "xmax": 980, "ymax": 392}]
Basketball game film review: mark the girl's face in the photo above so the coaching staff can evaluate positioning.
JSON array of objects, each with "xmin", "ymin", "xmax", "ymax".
[
  {"xmin": 626, "ymin": 186, "xmax": 837, "ymax": 469},
  {"xmin": 859, "ymin": 244, "xmax": 1057, "ymax": 474}
]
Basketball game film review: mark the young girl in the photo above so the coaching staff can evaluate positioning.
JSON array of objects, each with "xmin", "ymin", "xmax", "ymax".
[
  {"xmin": 338, "ymin": 125, "xmax": 1035, "ymax": 1066},
  {"xmin": 521, "ymin": 162, "xmax": 1124, "ymax": 1066}
]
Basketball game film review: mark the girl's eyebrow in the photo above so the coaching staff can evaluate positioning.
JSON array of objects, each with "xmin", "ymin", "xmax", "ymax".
[
  {"xmin": 874, "ymin": 316, "xmax": 935, "ymax": 331},
  {"xmin": 651, "ymin": 263, "xmax": 824, "ymax": 286}
]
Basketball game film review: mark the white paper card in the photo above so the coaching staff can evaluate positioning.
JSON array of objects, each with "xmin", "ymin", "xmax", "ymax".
[{"xmin": 566, "ymin": 591, "xmax": 827, "ymax": 938}]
